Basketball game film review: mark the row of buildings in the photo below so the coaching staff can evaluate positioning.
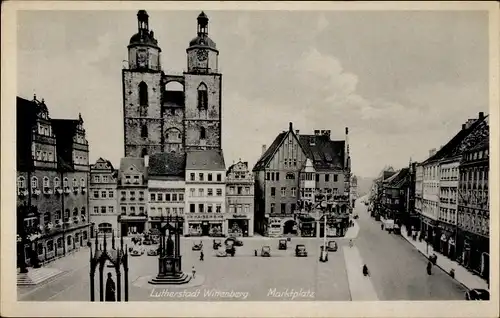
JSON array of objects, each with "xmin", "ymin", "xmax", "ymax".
[{"xmin": 369, "ymin": 111, "xmax": 490, "ymax": 283}]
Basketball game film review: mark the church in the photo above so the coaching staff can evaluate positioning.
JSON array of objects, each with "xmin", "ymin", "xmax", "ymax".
[{"xmin": 122, "ymin": 10, "xmax": 222, "ymax": 158}]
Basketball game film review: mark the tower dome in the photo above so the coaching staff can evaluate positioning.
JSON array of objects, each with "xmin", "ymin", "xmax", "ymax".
[
  {"xmin": 188, "ymin": 11, "xmax": 217, "ymax": 50},
  {"xmin": 128, "ymin": 10, "xmax": 159, "ymax": 48}
]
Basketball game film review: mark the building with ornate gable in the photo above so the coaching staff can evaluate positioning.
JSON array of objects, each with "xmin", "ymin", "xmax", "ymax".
[
  {"xmin": 226, "ymin": 161, "xmax": 255, "ymax": 237},
  {"xmin": 89, "ymin": 158, "xmax": 118, "ymax": 236}
]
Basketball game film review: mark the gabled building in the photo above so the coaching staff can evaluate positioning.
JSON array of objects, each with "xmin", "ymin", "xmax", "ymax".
[
  {"xmin": 117, "ymin": 157, "xmax": 148, "ymax": 235},
  {"xmin": 226, "ymin": 161, "xmax": 255, "ymax": 237},
  {"xmin": 253, "ymin": 123, "xmax": 351, "ymax": 237},
  {"xmin": 17, "ymin": 95, "xmax": 90, "ymax": 268},
  {"xmin": 147, "ymin": 152, "xmax": 186, "ymax": 232},
  {"xmin": 89, "ymin": 158, "xmax": 118, "ymax": 236},
  {"xmin": 184, "ymin": 150, "xmax": 226, "ymax": 236},
  {"xmin": 380, "ymin": 167, "xmax": 411, "ymax": 226}
]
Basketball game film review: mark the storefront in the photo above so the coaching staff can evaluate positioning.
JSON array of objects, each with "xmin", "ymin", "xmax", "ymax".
[
  {"xmin": 265, "ymin": 217, "xmax": 283, "ymax": 237},
  {"xmin": 227, "ymin": 214, "xmax": 251, "ymax": 237},
  {"xmin": 119, "ymin": 215, "xmax": 147, "ymax": 236},
  {"xmin": 298, "ymin": 216, "xmax": 317, "ymax": 237},
  {"xmin": 438, "ymin": 222, "xmax": 456, "ymax": 259},
  {"xmin": 185, "ymin": 214, "xmax": 225, "ymax": 237},
  {"xmin": 149, "ymin": 216, "xmax": 184, "ymax": 234},
  {"xmin": 318, "ymin": 216, "xmax": 349, "ymax": 237}
]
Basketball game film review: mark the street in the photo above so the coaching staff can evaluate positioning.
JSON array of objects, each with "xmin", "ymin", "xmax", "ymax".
[{"xmin": 18, "ymin": 198, "xmax": 467, "ymax": 301}]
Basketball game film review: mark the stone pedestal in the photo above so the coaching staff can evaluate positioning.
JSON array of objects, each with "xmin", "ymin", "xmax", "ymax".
[{"xmin": 148, "ymin": 256, "xmax": 191, "ymax": 285}]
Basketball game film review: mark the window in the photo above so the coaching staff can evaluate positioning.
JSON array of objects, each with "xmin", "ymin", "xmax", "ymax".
[
  {"xmin": 291, "ymin": 203, "xmax": 296, "ymax": 212},
  {"xmin": 108, "ymin": 191, "xmax": 114, "ymax": 198},
  {"xmin": 190, "ymin": 204, "xmax": 196, "ymax": 213},
  {"xmin": 190, "ymin": 173, "xmax": 195, "ymax": 181},
  {"xmin": 271, "ymin": 173, "xmax": 275, "ymax": 181},
  {"xmin": 31, "ymin": 176, "xmax": 38, "ymax": 189},
  {"xmin": 139, "ymin": 207, "xmax": 144, "ymax": 214},
  {"xmin": 150, "ymin": 193, "xmax": 156, "ymax": 201},
  {"xmin": 237, "ymin": 205, "xmax": 242, "ymax": 213},
  {"xmin": 286, "ymin": 173, "xmax": 295, "ymax": 180},
  {"xmin": 157, "ymin": 193, "xmax": 163, "ymax": 201},
  {"xmin": 101, "ymin": 191, "xmax": 107, "ymax": 198},
  {"xmin": 54, "ymin": 177, "xmax": 60, "ymax": 188},
  {"xmin": 190, "ymin": 188, "xmax": 195, "ymax": 197},
  {"xmin": 121, "ymin": 207, "xmax": 126, "ymax": 214},
  {"xmin": 165, "ymin": 193, "xmax": 170, "ymax": 201},
  {"xmin": 271, "ymin": 187, "xmax": 276, "ymax": 196},
  {"xmin": 238, "ymin": 187, "xmax": 243, "ymax": 195},
  {"xmin": 101, "ymin": 206, "xmax": 106, "ymax": 213},
  {"xmin": 229, "ymin": 205, "xmax": 235, "ymax": 213},
  {"xmin": 94, "ymin": 175, "xmax": 100, "ymax": 183},
  {"xmin": 108, "ymin": 206, "xmax": 114, "ymax": 213},
  {"xmin": 200, "ymin": 127, "xmax": 206, "ymax": 140},
  {"xmin": 43, "ymin": 177, "xmax": 50, "ymax": 188},
  {"xmin": 207, "ymin": 189, "xmax": 213, "ymax": 196},
  {"xmin": 42, "ymin": 152, "xmax": 47, "ymax": 161},
  {"xmin": 291, "ymin": 187, "xmax": 296, "ymax": 197},
  {"xmin": 316, "ymin": 174, "xmax": 320, "ymax": 182},
  {"xmin": 281, "ymin": 187, "xmax": 286, "ymax": 196},
  {"xmin": 93, "ymin": 191, "xmax": 99, "ymax": 198},
  {"xmin": 333, "ymin": 174, "xmax": 338, "ymax": 182},
  {"xmin": 139, "ymin": 81, "xmax": 148, "ymax": 106},
  {"xmin": 17, "ymin": 176, "xmax": 25, "ymax": 189},
  {"xmin": 102, "ymin": 176, "xmax": 108, "ymax": 183},
  {"xmin": 141, "ymin": 125, "xmax": 148, "ymax": 138},
  {"xmin": 208, "ymin": 173, "xmax": 213, "ymax": 181},
  {"xmin": 266, "ymin": 172, "xmax": 270, "ymax": 180},
  {"xmin": 179, "ymin": 193, "xmax": 184, "ymax": 201},
  {"xmin": 270, "ymin": 203, "xmax": 275, "ymax": 213},
  {"xmin": 94, "ymin": 207, "xmax": 99, "ymax": 214},
  {"xmin": 216, "ymin": 204, "xmax": 221, "ymax": 213},
  {"xmin": 130, "ymin": 206, "xmax": 136, "ymax": 214},
  {"xmin": 44, "ymin": 212, "xmax": 51, "ymax": 224},
  {"xmin": 198, "ymin": 204, "xmax": 204, "ymax": 213},
  {"xmin": 245, "ymin": 187, "xmax": 250, "ymax": 195},
  {"xmin": 197, "ymin": 83, "xmax": 208, "ymax": 109},
  {"xmin": 216, "ymin": 188, "xmax": 222, "ymax": 196},
  {"xmin": 199, "ymin": 173, "xmax": 204, "ymax": 181},
  {"xmin": 55, "ymin": 210, "xmax": 62, "ymax": 220},
  {"xmin": 36, "ymin": 151, "xmax": 41, "ymax": 160},
  {"xmin": 207, "ymin": 205, "xmax": 213, "ymax": 213},
  {"xmin": 199, "ymin": 189, "xmax": 204, "ymax": 196},
  {"xmin": 229, "ymin": 186, "xmax": 235, "ymax": 194},
  {"xmin": 72, "ymin": 178, "xmax": 78, "ymax": 187},
  {"xmin": 244, "ymin": 205, "xmax": 250, "ymax": 213},
  {"xmin": 217, "ymin": 174, "xmax": 222, "ymax": 182},
  {"xmin": 172, "ymin": 194, "xmax": 177, "ymax": 201},
  {"xmin": 325, "ymin": 174, "xmax": 330, "ymax": 182}
]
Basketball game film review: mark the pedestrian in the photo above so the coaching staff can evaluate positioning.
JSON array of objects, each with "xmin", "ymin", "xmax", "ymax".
[
  {"xmin": 200, "ymin": 250, "xmax": 204, "ymax": 261},
  {"xmin": 105, "ymin": 273, "xmax": 116, "ymax": 301},
  {"xmin": 254, "ymin": 249, "xmax": 258, "ymax": 257},
  {"xmin": 192, "ymin": 265, "xmax": 196, "ymax": 279},
  {"xmin": 426, "ymin": 261, "xmax": 432, "ymax": 275},
  {"xmin": 381, "ymin": 223, "xmax": 384, "ymax": 230}
]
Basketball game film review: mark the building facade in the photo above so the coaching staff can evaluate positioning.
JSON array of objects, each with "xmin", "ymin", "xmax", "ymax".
[
  {"xmin": 456, "ymin": 116, "xmax": 489, "ymax": 281},
  {"xmin": 117, "ymin": 157, "xmax": 148, "ymax": 235},
  {"xmin": 184, "ymin": 150, "xmax": 226, "ymax": 236},
  {"xmin": 147, "ymin": 153, "xmax": 186, "ymax": 232},
  {"xmin": 414, "ymin": 163, "xmax": 424, "ymax": 231},
  {"xmin": 122, "ymin": 10, "xmax": 222, "ymax": 158},
  {"xmin": 89, "ymin": 158, "xmax": 118, "ymax": 236},
  {"xmin": 253, "ymin": 123, "xmax": 351, "ymax": 237},
  {"xmin": 381, "ymin": 168, "xmax": 410, "ymax": 226},
  {"xmin": 226, "ymin": 161, "xmax": 255, "ymax": 237},
  {"xmin": 17, "ymin": 96, "xmax": 90, "ymax": 267},
  {"xmin": 350, "ymin": 175, "xmax": 358, "ymax": 208},
  {"xmin": 437, "ymin": 157, "xmax": 459, "ymax": 258}
]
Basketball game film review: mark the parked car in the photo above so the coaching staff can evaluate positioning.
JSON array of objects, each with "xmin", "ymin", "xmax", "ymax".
[
  {"xmin": 192, "ymin": 242, "xmax": 203, "ymax": 251},
  {"xmin": 130, "ymin": 249, "xmax": 142, "ymax": 257},
  {"xmin": 295, "ymin": 244, "xmax": 308, "ymax": 257},
  {"xmin": 213, "ymin": 239, "xmax": 222, "ymax": 250},
  {"xmin": 226, "ymin": 237, "xmax": 243, "ymax": 247},
  {"xmin": 225, "ymin": 245, "xmax": 236, "ymax": 256},
  {"xmin": 327, "ymin": 240, "xmax": 338, "ymax": 252},
  {"xmin": 261, "ymin": 246, "xmax": 271, "ymax": 257},
  {"xmin": 278, "ymin": 239, "xmax": 287, "ymax": 250},
  {"xmin": 147, "ymin": 248, "xmax": 158, "ymax": 256},
  {"xmin": 216, "ymin": 250, "xmax": 227, "ymax": 257},
  {"xmin": 465, "ymin": 289, "xmax": 490, "ymax": 300}
]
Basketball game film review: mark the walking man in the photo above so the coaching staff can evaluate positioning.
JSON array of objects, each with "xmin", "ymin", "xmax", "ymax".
[
  {"xmin": 200, "ymin": 250, "xmax": 204, "ymax": 261},
  {"xmin": 192, "ymin": 265, "xmax": 196, "ymax": 279}
]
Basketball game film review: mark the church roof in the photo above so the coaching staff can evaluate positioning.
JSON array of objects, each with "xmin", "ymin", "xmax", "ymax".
[
  {"xmin": 186, "ymin": 149, "xmax": 225, "ymax": 171},
  {"xmin": 298, "ymin": 135, "xmax": 345, "ymax": 171},
  {"xmin": 129, "ymin": 31, "xmax": 159, "ymax": 48},
  {"xmin": 189, "ymin": 35, "xmax": 217, "ymax": 50}
]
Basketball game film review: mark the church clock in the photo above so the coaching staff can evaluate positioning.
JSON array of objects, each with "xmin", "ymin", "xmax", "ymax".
[{"xmin": 197, "ymin": 49, "xmax": 208, "ymax": 61}]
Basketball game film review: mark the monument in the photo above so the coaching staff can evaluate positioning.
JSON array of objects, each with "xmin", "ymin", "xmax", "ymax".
[
  {"xmin": 149, "ymin": 214, "xmax": 191, "ymax": 285},
  {"xmin": 89, "ymin": 230, "xmax": 129, "ymax": 301}
]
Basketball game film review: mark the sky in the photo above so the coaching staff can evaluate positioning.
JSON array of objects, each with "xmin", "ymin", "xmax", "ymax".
[{"xmin": 17, "ymin": 9, "xmax": 489, "ymax": 178}]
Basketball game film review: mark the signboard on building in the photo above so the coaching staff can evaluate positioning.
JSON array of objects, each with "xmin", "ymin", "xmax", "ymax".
[{"xmin": 186, "ymin": 214, "xmax": 224, "ymax": 221}]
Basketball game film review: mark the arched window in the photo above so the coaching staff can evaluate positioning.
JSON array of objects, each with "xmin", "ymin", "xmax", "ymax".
[
  {"xmin": 200, "ymin": 127, "xmax": 206, "ymax": 140},
  {"xmin": 54, "ymin": 177, "xmax": 60, "ymax": 188},
  {"xmin": 31, "ymin": 176, "xmax": 38, "ymax": 189},
  {"xmin": 64, "ymin": 209, "xmax": 70, "ymax": 219},
  {"xmin": 73, "ymin": 207, "xmax": 78, "ymax": 216},
  {"xmin": 67, "ymin": 236, "xmax": 72, "ymax": 246},
  {"xmin": 139, "ymin": 82, "xmax": 148, "ymax": 106},
  {"xmin": 72, "ymin": 178, "xmax": 78, "ymax": 187},
  {"xmin": 286, "ymin": 173, "xmax": 295, "ymax": 180},
  {"xmin": 81, "ymin": 207, "xmax": 86, "ymax": 216},
  {"xmin": 17, "ymin": 176, "xmax": 25, "ymax": 189},
  {"xmin": 43, "ymin": 176, "xmax": 50, "ymax": 188},
  {"xmin": 80, "ymin": 178, "xmax": 85, "ymax": 187},
  {"xmin": 141, "ymin": 148, "xmax": 148, "ymax": 158},
  {"xmin": 56, "ymin": 237, "xmax": 63, "ymax": 248},
  {"xmin": 197, "ymin": 83, "xmax": 208, "ymax": 109},
  {"xmin": 63, "ymin": 177, "xmax": 69, "ymax": 188},
  {"xmin": 141, "ymin": 125, "xmax": 148, "ymax": 138}
]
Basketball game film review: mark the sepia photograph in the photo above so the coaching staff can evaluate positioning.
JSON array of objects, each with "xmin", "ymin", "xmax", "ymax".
[{"xmin": 1, "ymin": 1, "xmax": 498, "ymax": 317}]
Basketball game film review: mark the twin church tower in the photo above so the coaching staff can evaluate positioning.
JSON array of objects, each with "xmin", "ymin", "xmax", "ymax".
[{"xmin": 123, "ymin": 10, "xmax": 222, "ymax": 158}]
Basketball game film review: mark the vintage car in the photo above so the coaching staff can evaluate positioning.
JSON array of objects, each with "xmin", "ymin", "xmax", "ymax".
[
  {"xmin": 295, "ymin": 244, "xmax": 308, "ymax": 257},
  {"xmin": 213, "ymin": 239, "xmax": 222, "ymax": 250},
  {"xmin": 327, "ymin": 240, "xmax": 338, "ymax": 252},
  {"xmin": 465, "ymin": 289, "xmax": 490, "ymax": 301},
  {"xmin": 216, "ymin": 250, "xmax": 227, "ymax": 257},
  {"xmin": 225, "ymin": 237, "xmax": 243, "ymax": 247},
  {"xmin": 225, "ymin": 244, "xmax": 236, "ymax": 256},
  {"xmin": 147, "ymin": 248, "xmax": 158, "ymax": 256},
  {"xmin": 261, "ymin": 246, "xmax": 271, "ymax": 257},
  {"xmin": 192, "ymin": 242, "xmax": 203, "ymax": 251},
  {"xmin": 278, "ymin": 239, "xmax": 287, "ymax": 250},
  {"xmin": 130, "ymin": 249, "xmax": 143, "ymax": 257}
]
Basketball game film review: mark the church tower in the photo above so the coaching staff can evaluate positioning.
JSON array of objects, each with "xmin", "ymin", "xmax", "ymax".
[
  {"xmin": 123, "ymin": 10, "xmax": 163, "ymax": 158},
  {"xmin": 184, "ymin": 12, "xmax": 222, "ymax": 151}
]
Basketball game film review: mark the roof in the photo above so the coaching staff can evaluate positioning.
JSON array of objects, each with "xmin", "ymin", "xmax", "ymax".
[
  {"xmin": 163, "ymin": 91, "xmax": 184, "ymax": 107},
  {"xmin": 189, "ymin": 35, "xmax": 217, "ymax": 50},
  {"xmin": 129, "ymin": 30, "xmax": 159, "ymax": 48},
  {"xmin": 423, "ymin": 116, "xmax": 487, "ymax": 164},
  {"xmin": 384, "ymin": 168, "xmax": 409, "ymax": 188},
  {"xmin": 253, "ymin": 132, "xmax": 287, "ymax": 171},
  {"xmin": 119, "ymin": 157, "xmax": 146, "ymax": 180},
  {"xmin": 186, "ymin": 149, "xmax": 225, "ymax": 171},
  {"xmin": 148, "ymin": 152, "xmax": 186, "ymax": 177},
  {"xmin": 92, "ymin": 157, "xmax": 115, "ymax": 170},
  {"xmin": 298, "ymin": 135, "xmax": 345, "ymax": 170}
]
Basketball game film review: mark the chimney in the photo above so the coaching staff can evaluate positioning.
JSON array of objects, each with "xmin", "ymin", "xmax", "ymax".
[
  {"xmin": 314, "ymin": 130, "xmax": 320, "ymax": 136},
  {"xmin": 289, "ymin": 122, "xmax": 293, "ymax": 131},
  {"xmin": 295, "ymin": 130, "xmax": 300, "ymax": 135},
  {"xmin": 479, "ymin": 112, "xmax": 484, "ymax": 120},
  {"xmin": 144, "ymin": 155, "xmax": 149, "ymax": 167},
  {"xmin": 262, "ymin": 144, "xmax": 267, "ymax": 155}
]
